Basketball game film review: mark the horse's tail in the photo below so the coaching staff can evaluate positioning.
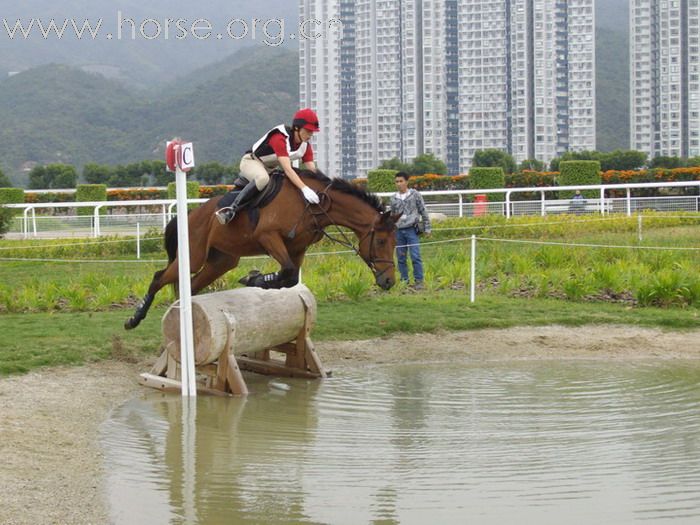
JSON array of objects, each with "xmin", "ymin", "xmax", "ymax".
[{"xmin": 164, "ymin": 217, "xmax": 178, "ymax": 263}]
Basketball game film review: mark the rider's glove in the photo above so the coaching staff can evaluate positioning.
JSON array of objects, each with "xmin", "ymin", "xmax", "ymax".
[{"xmin": 301, "ymin": 186, "xmax": 320, "ymax": 204}]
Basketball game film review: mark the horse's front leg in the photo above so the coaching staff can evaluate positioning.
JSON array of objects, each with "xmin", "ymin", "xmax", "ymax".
[{"xmin": 241, "ymin": 234, "xmax": 299, "ymax": 289}]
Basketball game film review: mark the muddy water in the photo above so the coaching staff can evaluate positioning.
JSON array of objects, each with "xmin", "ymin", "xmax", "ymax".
[{"xmin": 101, "ymin": 360, "xmax": 700, "ymax": 524}]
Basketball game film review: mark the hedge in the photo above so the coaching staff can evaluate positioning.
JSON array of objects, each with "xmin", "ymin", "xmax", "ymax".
[
  {"xmin": 24, "ymin": 192, "xmax": 75, "ymax": 203},
  {"xmin": 468, "ymin": 167, "xmax": 505, "ymax": 191},
  {"xmin": 167, "ymin": 181, "xmax": 200, "ymax": 199},
  {"xmin": 558, "ymin": 160, "xmax": 601, "ymax": 198},
  {"xmin": 0, "ymin": 188, "xmax": 25, "ymax": 204},
  {"xmin": 0, "ymin": 188, "xmax": 24, "ymax": 221},
  {"xmin": 168, "ymin": 181, "xmax": 200, "ymax": 210},
  {"xmin": 76, "ymin": 184, "xmax": 107, "ymax": 217},
  {"xmin": 367, "ymin": 169, "xmax": 398, "ymax": 192}
]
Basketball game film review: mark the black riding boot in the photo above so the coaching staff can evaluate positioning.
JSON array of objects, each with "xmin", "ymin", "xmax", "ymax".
[{"xmin": 215, "ymin": 181, "xmax": 260, "ymax": 225}]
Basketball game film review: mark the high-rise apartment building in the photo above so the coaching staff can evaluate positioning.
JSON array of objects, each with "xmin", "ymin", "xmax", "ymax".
[
  {"xmin": 300, "ymin": 0, "xmax": 596, "ymax": 178},
  {"xmin": 458, "ymin": 0, "xmax": 595, "ymax": 169},
  {"xmin": 630, "ymin": 0, "xmax": 700, "ymax": 158}
]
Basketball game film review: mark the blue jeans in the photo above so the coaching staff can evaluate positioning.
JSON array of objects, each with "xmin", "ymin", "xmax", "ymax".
[{"xmin": 395, "ymin": 227, "xmax": 424, "ymax": 283}]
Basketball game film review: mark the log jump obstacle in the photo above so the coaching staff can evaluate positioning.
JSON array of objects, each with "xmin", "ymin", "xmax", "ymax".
[{"xmin": 139, "ymin": 284, "xmax": 326, "ymax": 395}]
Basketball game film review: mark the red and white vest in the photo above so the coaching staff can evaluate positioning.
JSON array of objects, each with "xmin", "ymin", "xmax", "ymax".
[{"xmin": 251, "ymin": 125, "xmax": 308, "ymax": 169}]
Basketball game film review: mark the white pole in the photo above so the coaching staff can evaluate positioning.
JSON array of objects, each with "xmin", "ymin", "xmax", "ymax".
[
  {"xmin": 470, "ymin": 234, "xmax": 476, "ymax": 303},
  {"xmin": 638, "ymin": 214, "xmax": 643, "ymax": 243},
  {"xmin": 182, "ymin": 397, "xmax": 197, "ymax": 524},
  {"xmin": 136, "ymin": 222, "xmax": 141, "ymax": 260},
  {"xmin": 175, "ymin": 166, "xmax": 197, "ymax": 397}
]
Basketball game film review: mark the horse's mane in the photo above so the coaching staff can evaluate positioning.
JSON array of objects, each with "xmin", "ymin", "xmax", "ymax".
[{"xmin": 297, "ymin": 169, "xmax": 385, "ymax": 213}]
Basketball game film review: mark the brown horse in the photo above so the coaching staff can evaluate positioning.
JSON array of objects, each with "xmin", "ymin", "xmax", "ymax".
[{"xmin": 124, "ymin": 170, "xmax": 399, "ymax": 330}]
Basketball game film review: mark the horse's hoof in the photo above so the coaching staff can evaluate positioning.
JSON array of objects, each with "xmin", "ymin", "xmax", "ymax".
[
  {"xmin": 238, "ymin": 270, "xmax": 261, "ymax": 286},
  {"xmin": 124, "ymin": 318, "xmax": 136, "ymax": 330}
]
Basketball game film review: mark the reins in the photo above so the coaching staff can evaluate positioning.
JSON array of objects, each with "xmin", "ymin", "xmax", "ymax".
[{"xmin": 302, "ymin": 184, "xmax": 395, "ymax": 276}]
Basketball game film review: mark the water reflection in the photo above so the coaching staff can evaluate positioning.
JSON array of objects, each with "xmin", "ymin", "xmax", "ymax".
[{"xmin": 102, "ymin": 360, "xmax": 700, "ymax": 524}]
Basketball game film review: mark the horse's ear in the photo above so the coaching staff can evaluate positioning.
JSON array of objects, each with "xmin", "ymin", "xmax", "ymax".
[{"xmin": 381, "ymin": 209, "xmax": 402, "ymax": 226}]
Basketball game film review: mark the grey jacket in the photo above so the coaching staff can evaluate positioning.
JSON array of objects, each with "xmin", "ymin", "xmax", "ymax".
[{"xmin": 390, "ymin": 189, "xmax": 431, "ymax": 233}]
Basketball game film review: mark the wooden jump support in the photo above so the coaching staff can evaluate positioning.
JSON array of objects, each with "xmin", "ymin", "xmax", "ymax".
[{"xmin": 139, "ymin": 284, "xmax": 326, "ymax": 396}]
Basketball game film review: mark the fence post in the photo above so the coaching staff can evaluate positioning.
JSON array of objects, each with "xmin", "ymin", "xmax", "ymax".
[
  {"xmin": 505, "ymin": 191, "xmax": 512, "ymax": 219},
  {"xmin": 638, "ymin": 214, "xmax": 643, "ymax": 242},
  {"xmin": 600, "ymin": 187, "xmax": 605, "ymax": 215},
  {"xmin": 31, "ymin": 208, "xmax": 37, "ymax": 237},
  {"xmin": 626, "ymin": 188, "xmax": 632, "ymax": 217},
  {"xmin": 136, "ymin": 222, "xmax": 141, "ymax": 259},
  {"xmin": 470, "ymin": 234, "xmax": 476, "ymax": 303},
  {"xmin": 540, "ymin": 191, "xmax": 546, "ymax": 216},
  {"xmin": 22, "ymin": 207, "xmax": 29, "ymax": 239},
  {"xmin": 458, "ymin": 194, "xmax": 463, "ymax": 218}
]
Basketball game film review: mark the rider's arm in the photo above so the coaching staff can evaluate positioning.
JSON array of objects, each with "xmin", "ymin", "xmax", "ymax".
[
  {"xmin": 302, "ymin": 161, "xmax": 317, "ymax": 172},
  {"xmin": 278, "ymin": 156, "xmax": 308, "ymax": 190}
]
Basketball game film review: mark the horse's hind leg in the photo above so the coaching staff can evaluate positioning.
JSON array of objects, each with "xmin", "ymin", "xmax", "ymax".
[
  {"xmin": 124, "ymin": 260, "xmax": 180, "ymax": 330},
  {"xmin": 190, "ymin": 250, "xmax": 240, "ymax": 294}
]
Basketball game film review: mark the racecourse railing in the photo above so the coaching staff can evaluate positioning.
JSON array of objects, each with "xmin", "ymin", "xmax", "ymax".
[{"xmin": 2, "ymin": 180, "xmax": 699, "ymax": 239}]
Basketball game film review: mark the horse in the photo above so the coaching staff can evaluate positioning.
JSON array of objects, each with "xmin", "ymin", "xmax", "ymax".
[{"xmin": 124, "ymin": 169, "xmax": 399, "ymax": 330}]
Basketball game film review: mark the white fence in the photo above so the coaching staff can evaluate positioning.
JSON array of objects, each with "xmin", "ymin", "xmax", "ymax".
[{"xmin": 3, "ymin": 180, "xmax": 699, "ymax": 239}]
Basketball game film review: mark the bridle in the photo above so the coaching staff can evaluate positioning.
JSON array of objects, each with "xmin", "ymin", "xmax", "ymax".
[{"xmin": 305, "ymin": 184, "xmax": 395, "ymax": 279}]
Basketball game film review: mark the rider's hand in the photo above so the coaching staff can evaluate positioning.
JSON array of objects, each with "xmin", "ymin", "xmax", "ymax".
[{"xmin": 301, "ymin": 185, "xmax": 320, "ymax": 204}]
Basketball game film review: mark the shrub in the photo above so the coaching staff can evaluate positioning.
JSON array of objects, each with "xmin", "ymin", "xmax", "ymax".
[
  {"xmin": 0, "ymin": 188, "xmax": 21, "ymax": 236},
  {"xmin": 199, "ymin": 185, "xmax": 234, "ymax": 199},
  {"xmin": 0, "ymin": 188, "xmax": 25, "ymax": 205},
  {"xmin": 167, "ymin": 181, "xmax": 200, "ymax": 199},
  {"xmin": 469, "ymin": 167, "xmax": 505, "ymax": 190},
  {"xmin": 167, "ymin": 181, "xmax": 200, "ymax": 210},
  {"xmin": 0, "ymin": 188, "xmax": 24, "ymax": 223},
  {"xmin": 76, "ymin": 184, "xmax": 107, "ymax": 217},
  {"xmin": 0, "ymin": 207, "xmax": 13, "ymax": 236},
  {"xmin": 558, "ymin": 160, "xmax": 601, "ymax": 198},
  {"xmin": 107, "ymin": 188, "xmax": 168, "ymax": 201},
  {"xmin": 507, "ymin": 171, "xmax": 557, "ymax": 189},
  {"xmin": 367, "ymin": 169, "xmax": 398, "ymax": 192}
]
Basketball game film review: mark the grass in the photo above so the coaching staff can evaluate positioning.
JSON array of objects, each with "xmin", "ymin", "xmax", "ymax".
[
  {"xmin": 1, "ymin": 293, "xmax": 699, "ymax": 376},
  {"xmin": 1, "ymin": 213, "xmax": 699, "ymax": 375}
]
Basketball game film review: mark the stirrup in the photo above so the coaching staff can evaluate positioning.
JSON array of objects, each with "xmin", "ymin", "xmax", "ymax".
[{"xmin": 215, "ymin": 207, "xmax": 235, "ymax": 225}]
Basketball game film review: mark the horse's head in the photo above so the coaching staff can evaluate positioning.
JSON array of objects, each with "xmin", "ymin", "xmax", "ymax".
[{"xmin": 359, "ymin": 210, "xmax": 401, "ymax": 290}]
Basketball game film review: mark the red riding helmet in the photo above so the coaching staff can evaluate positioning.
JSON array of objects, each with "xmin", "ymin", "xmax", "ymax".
[{"xmin": 293, "ymin": 108, "xmax": 320, "ymax": 132}]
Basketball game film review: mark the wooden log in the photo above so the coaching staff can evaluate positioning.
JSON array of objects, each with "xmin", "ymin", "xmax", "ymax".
[{"xmin": 161, "ymin": 285, "xmax": 316, "ymax": 365}]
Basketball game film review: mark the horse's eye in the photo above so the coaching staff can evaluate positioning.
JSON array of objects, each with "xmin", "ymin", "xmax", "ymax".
[{"xmin": 377, "ymin": 239, "xmax": 386, "ymax": 246}]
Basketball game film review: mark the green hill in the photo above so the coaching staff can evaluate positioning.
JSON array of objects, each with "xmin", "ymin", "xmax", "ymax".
[{"xmin": 0, "ymin": 47, "xmax": 298, "ymax": 186}]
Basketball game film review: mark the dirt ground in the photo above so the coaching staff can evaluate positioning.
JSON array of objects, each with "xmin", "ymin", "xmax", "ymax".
[{"xmin": 2, "ymin": 325, "xmax": 700, "ymax": 525}]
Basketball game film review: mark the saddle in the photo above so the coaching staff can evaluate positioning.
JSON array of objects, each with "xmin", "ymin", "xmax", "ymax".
[{"xmin": 226, "ymin": 171, "xmax": 285, "ymax": 227}]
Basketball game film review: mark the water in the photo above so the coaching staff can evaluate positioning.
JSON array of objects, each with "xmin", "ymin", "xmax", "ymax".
[{"xmin": 101, "ymin": 360, "xmax": 700, "ymax": 524}]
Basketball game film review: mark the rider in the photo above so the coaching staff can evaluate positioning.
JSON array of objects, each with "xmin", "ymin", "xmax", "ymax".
[{"xmin": 215, "ymin": 108, "xmax": 321, "ymax": 224}]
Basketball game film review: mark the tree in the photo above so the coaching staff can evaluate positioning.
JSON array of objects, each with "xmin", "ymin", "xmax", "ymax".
[
  {"xmin": 473, "ymin": 149, "xmax": 516, "ymax": 174},
  {"xmin": 0, "ymin": 167, "xmax": 11, "ymax": 187},
  {"xmin": 519, "ymin": 159, "xmax": 545, "ymax": 171},
  {"xmin": 412, "ymin": 153, "xmax": 447, "ymax": 175},
  {"xmin": 83, "ymin": 163, "xmax": 111, "ymax": 184},
  {"xmin": 194, "ymin": 162, "xmax": 237, "ymax": 185},
  {"xmin": 600, "ymin": 150, "xmax": 647, "ymax": 171},
  {"xmin": 28, "ymin": 164, "xmax": 77, "ymax": 189},
  {"xmin": 650, "ymin": 156, "xmax": 684, "ymax": 169},
  {"xmin": 378, "ymin": 157, "xmax": 411, "ymax": 173}
]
